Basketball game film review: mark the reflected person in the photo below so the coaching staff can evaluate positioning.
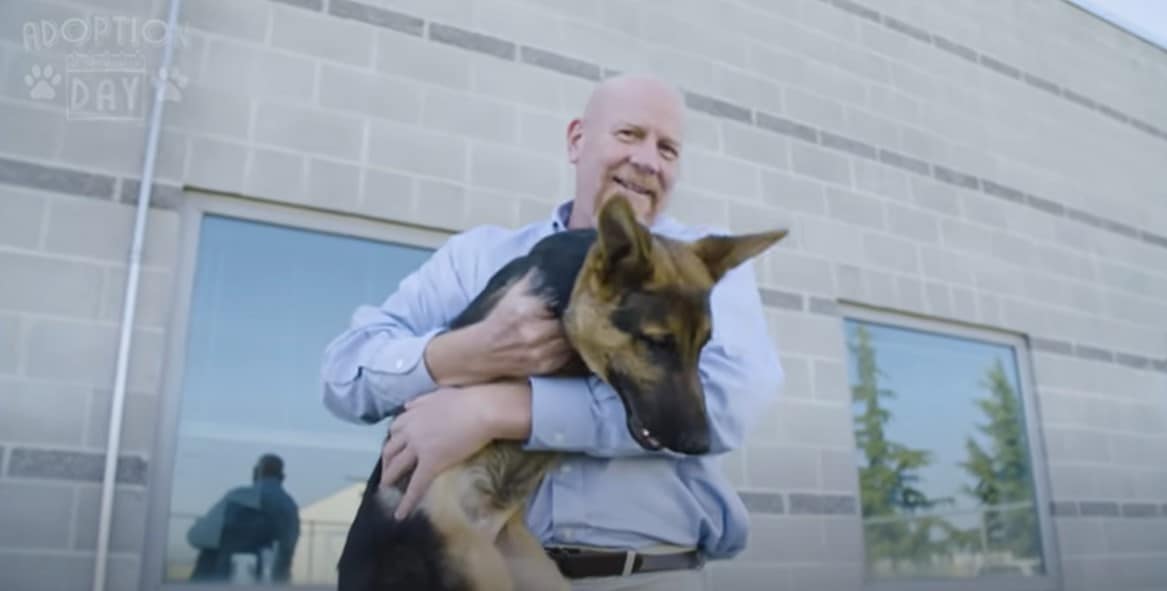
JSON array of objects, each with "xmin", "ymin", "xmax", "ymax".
[{"xmin": 187, "ymin": 453, "xmax": 301, "ymax": 583}]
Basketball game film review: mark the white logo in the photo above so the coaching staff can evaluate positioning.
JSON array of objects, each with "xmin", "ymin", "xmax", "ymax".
[
  {"xmin": 25, "ymin": 64, "xmax": 62, "ymax": 101},
  {"xmin": 63, "ymin": 52, "xmax": 148, "ymax": 121},
  {"xmin": 152, "ymin": 67, "xmax": 189, "ymax": 103},
  {"xmin": 21, "ymin": 15, "xmax": 193, "ymax": 121},
  {"xmin": 22, "ymin": 16, "xmax": 191, "ymax": 53}
]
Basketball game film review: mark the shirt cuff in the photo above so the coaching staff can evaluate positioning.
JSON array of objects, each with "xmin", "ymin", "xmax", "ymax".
[
  {"xmin": 381, "ymin": 325, "xmax": 439, "ymax": 372},
  {"xmin": 523, "ymin": 375, "xmax": 668, "ymax": 457},
  {"xmin": 325, "ymin": 327, "xmax": 442, "ymax": 424},
  {"xmin": 523, "ymin": 375, "xmax": 605, "ymax": 451},
  {"xmin": 372, "ymin": 327, "xmax": 441, "ymax": 399}
]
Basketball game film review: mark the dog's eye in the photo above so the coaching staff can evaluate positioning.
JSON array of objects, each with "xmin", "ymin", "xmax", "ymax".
[{"xmin": 637, "ymin": 332, "xmax": 674, "ymax": 350}]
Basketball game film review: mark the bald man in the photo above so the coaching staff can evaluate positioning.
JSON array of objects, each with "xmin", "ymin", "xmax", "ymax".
[{"xmin": 321, "ymin": 74, "xmax": 783, "ymax": 590}]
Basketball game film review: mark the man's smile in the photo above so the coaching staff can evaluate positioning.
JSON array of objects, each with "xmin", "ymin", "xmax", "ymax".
[{"xmin": 612, "ymin": 175, "xmax": 657, "ymax": 202}]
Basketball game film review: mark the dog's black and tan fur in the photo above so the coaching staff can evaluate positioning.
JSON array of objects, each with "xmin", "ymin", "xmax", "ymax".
[{"xmin": 337, "ymin": 195, "xmax": 786, "ymax": 591}]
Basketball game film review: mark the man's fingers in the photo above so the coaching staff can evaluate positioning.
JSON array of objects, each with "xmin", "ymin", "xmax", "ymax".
[
  {"xmin": 542, "ymin": 338, "xmax": 571, "ymax": 359},
  {"xmin": 542, "ymin": 334, "xmax": 573, "ymax": 357},
  {"xmin": 381, "ymin": 433, "xmax": 405, "ymax": 464},
  {"xmin": 504, "ymin": 274, "xmax": 542, "ymax": 307},
  {"xmin": 549, "ymin": 333, "xmax": 573, "ymax": 353},
  {"xmin": 529, "ymin": 319, "xmax": 565, "ymax": 343},
  {"xmin": 514, "ymin": 271, "xmax": 537, "ymax": 293},
  {"xmin": 518, "ymin": 319, "xmax": 562, "ymax": 350},
  {"xmin": 389, "ymin": 410, "xmax": 413, "ymax": 434},
  {"xmin": 394, "ymin": 463, "xmax": 434, "ymax": 520},
  {"xmin": 515, "ymin": 299, "xmax": 553, "ymax": 323},
  {"xmin": 380, "ymin": 438, "xmax": 414, "ymax": 488},
  {"xmin": 530, "ymin": 343, "xmax": 571, "ymax": 373},
  {"xmin": 380, "ymin": 434, "xmax": 405, "ymax": 476}
]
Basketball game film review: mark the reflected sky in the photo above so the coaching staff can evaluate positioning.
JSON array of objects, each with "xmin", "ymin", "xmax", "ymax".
[{"xmin": 843, "ymin": 318, "xmax": 1032, "ymax": 515}]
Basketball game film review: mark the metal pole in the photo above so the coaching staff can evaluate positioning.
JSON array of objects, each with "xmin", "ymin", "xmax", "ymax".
[{"xmin": 91, "ymin": 0, "xmax": 184, "ymax": 589}]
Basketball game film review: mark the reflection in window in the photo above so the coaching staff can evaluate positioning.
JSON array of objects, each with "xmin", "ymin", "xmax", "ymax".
[
  {"xmin": 164, "ymin": 215, "xmax": 433, "ymax": 585},
  {"xmin": 843, "ymin": 318, "xmax": 1045, "ymax": 581}
]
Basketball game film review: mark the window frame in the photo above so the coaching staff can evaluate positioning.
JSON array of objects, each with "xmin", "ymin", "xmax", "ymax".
[
  {"xmin": 139, "ymin": 190, "xmax": 451, "ymax": 591},
  {"xmin": 838, "ymin": 304, "xmax": 1063, "ymax": 591}
]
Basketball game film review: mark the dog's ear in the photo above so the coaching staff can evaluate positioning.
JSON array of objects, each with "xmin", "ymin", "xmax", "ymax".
[
  {"xmin": 691, "ymin": 229, "xmax": 788, "ymax": 282},
  {"xmin": 596, "ymin": 194, "xmax": 653, "ymax": 283}
]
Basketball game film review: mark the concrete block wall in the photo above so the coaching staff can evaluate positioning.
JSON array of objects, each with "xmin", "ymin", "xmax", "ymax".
[
  {"xmin": 0, "ymin": 0, "xmax": 1164, "ymax": 590},
  {"xmin": 0, "ymin": 180, "xmax": 177, "ymax": 591}
]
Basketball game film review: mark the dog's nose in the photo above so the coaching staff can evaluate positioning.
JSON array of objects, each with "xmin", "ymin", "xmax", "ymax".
[{"xmin": 672, "ymin": 430, "xmax": 710, "ymax": 455}]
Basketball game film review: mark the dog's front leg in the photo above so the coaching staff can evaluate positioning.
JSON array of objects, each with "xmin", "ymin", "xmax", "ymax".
[{"xmin": 496, "ymin": 511, "xmax": 570, "ymax": 591}]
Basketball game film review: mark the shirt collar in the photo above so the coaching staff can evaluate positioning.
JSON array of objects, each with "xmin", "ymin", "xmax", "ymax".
[{"xmin": 550, "ymin": 200, "xmax": 573, "ymax": 232}]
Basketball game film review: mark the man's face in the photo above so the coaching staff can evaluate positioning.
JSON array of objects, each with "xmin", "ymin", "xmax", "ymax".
[{"xmin": 567, "ymin": 78, "xmax": 685, "ymax": 227}]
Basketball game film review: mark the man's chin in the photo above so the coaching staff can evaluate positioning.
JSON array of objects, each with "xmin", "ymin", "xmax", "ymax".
[{"xmin": 601, "ymin": 189, "xmax": 655, "ymax": 224}]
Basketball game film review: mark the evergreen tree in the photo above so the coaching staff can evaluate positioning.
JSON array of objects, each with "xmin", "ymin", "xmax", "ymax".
[
  {"xmin": 849, "ymin": 324, "xmax": 955, "ymax": 574},
  {"xmin": 959, "ymin": 358, "xmax": 1041, "ymax": 563}
]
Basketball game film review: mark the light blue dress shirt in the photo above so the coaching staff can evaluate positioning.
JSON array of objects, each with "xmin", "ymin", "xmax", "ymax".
[{"xmin": 320, "ymin": 201, "xmax": 784, "ymax": 560}]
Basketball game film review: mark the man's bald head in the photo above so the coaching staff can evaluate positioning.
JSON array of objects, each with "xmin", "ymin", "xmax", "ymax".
[
  {"xmin": 566, "ymin": 73, "xmax": 687, "ymax": 229},
  {"xmin": 580, "ymin": 74, "xmax": 686, "ymax": 129}
]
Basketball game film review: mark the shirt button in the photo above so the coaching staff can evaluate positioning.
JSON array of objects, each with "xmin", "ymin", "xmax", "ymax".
[
  {"xmin": 395, "ymin": 359, "xmax": 405, "ymax": 370},
  {"xmin": 553, "ymin": 432, "xmax": 565, "ymax": 444},
  {"xmin": 561, "ymin": 528, "xmax": 575, "ymax": 541},
  {"xmin": 560, "ymin": 465, "xmax": 572, "ymax": 474}
]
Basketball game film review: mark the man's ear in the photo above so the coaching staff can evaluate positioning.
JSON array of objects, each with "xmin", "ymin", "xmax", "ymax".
[
  {"xmin": 596, "ymin": 194, "xmax": 653, "ymax": 283},
  {"xmin": 692, "ymin": 229, "xmax": 788, "ymax": 282},
  {"xmin": 566, "ymin": 118, "xmax": 584, "ymax": 164}
]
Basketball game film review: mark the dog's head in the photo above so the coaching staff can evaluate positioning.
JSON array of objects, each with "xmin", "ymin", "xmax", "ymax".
[{"xmin": 564, "ymin": 195, "xmax": 786, "ymax": 455}]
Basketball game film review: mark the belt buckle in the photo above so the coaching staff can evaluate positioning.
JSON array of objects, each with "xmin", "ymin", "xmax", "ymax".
[{"xmin": 621, "ymin": 550, "xmax": 637, "ymax": 576}]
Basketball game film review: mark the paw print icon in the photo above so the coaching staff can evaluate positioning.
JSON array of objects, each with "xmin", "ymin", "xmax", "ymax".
[
  {"xmin": 26, "ymin": 64, "xmax": 62, "ymax": 101},
  {"xmin": 151, "ymin": 67, "xmax": 189, "ymax": 103}
]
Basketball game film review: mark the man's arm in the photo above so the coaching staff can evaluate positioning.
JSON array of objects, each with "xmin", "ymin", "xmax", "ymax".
[
  {"xmin": 319, "ymin": 231, "xmax": 480, "ymax": 424},
  {"xmin": 321, "ymin": 225, "xmax": 573, "ymax": 424},
  {"xmin": 421, "ymin": 272, "xmax": 574, "ymax": 388},
  {"xmin": 376, "ymin": 240, "xmax": 782, "ymax": 518},
  {"xmin": 520, "ymin": 259, "xmax": 783, "ymax": 457}
]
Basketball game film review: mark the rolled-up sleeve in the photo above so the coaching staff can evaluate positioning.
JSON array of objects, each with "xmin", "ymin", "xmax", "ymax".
[
  {"xmin": 523, "ymin": 257, "xmax": 784, "ymax": 457},
  {"xmin": 320, "ymin": 230, "xmax": 483, "ymax": 424},
  {"xmin": 523, "ymin": 374, "xmax": 622, "ymax": 451}
]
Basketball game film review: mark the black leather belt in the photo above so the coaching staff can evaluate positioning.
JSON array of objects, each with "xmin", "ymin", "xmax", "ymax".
[{"xmin": 545, "ymin": 546, "xmax": 704, "ymax": 579}]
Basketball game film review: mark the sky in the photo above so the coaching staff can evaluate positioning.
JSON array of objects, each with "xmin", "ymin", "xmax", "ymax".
[{"xmin": 1066, "ymin": 0, "xmax": 1167, "ymax": 50}]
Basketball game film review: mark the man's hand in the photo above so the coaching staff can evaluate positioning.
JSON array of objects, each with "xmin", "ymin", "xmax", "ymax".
[
  {"xmin": 476, "ymin": 273, "xmax": 575, "ymax": 376},
  {"xmin": 380, "ymin": 380, "xmax": 533, "ymax": 519},
  {"xmin": 424, "ymin": 273, "xmax": 574, "ymax": 386}
]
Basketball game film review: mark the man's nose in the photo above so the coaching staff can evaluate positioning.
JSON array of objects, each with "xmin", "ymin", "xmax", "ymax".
[{"xmin": 628, "ymin": 142, "xmax": 661, "ymax": 175}]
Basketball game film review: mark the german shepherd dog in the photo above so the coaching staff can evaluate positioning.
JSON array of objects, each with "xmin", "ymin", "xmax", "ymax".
[{"xmin": 337, "ymin": 195, "xmax": 786, "ymax": 591}]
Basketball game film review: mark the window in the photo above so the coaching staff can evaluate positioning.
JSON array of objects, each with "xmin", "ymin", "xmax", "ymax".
[
  {"xmin": 1064, "ymin": 0, "xmax": 1167, "ymax": 50},
  {"xmin": 842, "ymin": 308, "xmax": 1058, "ymax": 590},
  {"xmin": 149, "ymin": 199, "xmax": 439, "ymax": 588}
]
